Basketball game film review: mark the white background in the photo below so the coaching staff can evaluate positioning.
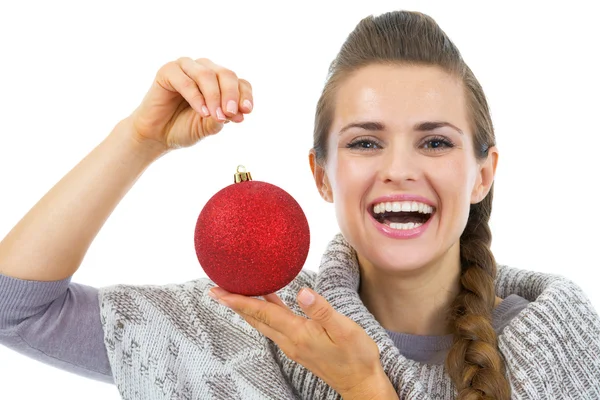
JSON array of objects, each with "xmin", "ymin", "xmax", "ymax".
[{"xmin": 1, "ymin": 1, "xmax": 599, "ymax": 398}]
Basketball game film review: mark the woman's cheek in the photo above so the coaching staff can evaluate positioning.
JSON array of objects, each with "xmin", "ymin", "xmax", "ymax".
[{"xmin": 437, "ymin": 157, "xmax": 470, "ymax": 189}]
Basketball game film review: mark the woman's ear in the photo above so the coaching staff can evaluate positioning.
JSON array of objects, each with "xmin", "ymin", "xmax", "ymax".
[
  {"xmin": 309, "ymin": 149, "xmax": 333, "ymax": 203},
  {"xmin": 471, "ymin": 146, "xmax": 498, "ymax": 203}
]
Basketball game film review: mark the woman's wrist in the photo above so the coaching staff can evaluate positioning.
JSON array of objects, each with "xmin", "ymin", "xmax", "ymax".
[{"xmin": 111, "ymin": 116, "xmax": 170, "ymax": 163}]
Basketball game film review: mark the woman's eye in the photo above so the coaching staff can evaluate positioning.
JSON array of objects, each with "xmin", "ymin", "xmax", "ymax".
[
  {"xmin": 421, "ymin": 136, "xmax": 454, "ymax": 151},
  {"xmin": 346, "ymin": 138, "xmax": 381, "ymax": 150}
]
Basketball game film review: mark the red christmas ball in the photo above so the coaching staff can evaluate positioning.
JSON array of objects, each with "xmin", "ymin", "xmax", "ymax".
[{"xmin": 194, "ymin": 167, "xmax": 310, "ymax": 296}]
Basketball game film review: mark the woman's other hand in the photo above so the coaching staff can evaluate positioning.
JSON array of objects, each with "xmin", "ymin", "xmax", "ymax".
[
  {"xmin": 209, "ymin": 287, "xmax": 398, "ymax": 399},
  {"xmin": 127, "ymin": 57, "xmax": 253, "ymax": 154}
]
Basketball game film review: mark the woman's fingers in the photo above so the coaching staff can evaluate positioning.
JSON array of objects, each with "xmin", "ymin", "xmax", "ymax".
[
  {"xmin": 175, "ymin": 57, "xmax": 253, "ymax": 123},
  {"xmin": 156, "ymin": 60, "xmax": 206, "ymax": 116},
  {"xmin": 217, "ymin": 68, "xmax": 240, "ymax": 117},
  {"xmin": 297, "ymin": 288, "xmax": 351, "ymax": 342},
  {"xmin": 262, "ymin": 293, "xmax": 287, "ymax": 308},
  {"xmin": 212, "ymin": 288, "xmax": 305, "ymax": 339},
  {"xmin": 195, "ymin": 58, "xmax": 242, "ymax": 119},
  {"xmin": 236, "ymin": 307, "xmax": 291, "ymax": 346},
  {"xmin": 177, "ymin": 57, "xmax": 221, "ymax": 120},
  {"xmin": 224, "ymin": 79, "xmax": 252, "ymax": 123},
  {"xmin": 239, "ymin": 79, "xmax": 253, "ymax": 113}
]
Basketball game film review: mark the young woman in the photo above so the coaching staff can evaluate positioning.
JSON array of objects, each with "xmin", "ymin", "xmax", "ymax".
[{"xmin": 1, "ymin": 10, "xmax": 599, "ymax": 400}]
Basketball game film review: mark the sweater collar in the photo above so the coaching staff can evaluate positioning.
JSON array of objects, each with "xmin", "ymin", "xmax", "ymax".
[{"xmin": 311, "ymin": 233, "xmax": 568, "ymax": 392}]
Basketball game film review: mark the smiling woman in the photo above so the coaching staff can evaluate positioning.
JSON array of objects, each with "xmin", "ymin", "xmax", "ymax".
[
  {"xmin": 1, "ymin": 6, "xmax": 600, "ymax": 400},
  {"xmin": 308, "ymin": 30, "xmax": 511, "ymax": 396}
]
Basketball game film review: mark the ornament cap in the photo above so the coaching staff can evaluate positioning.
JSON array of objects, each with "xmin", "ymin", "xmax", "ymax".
[{"xmin": 234, "ymin": 165, "xmax": 252, "ymax": 183}]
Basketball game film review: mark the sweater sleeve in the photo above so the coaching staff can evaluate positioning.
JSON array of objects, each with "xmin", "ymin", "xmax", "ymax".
[{"xmin": 0, "ymin": 273, "xmax": 113, "ymax": 384}]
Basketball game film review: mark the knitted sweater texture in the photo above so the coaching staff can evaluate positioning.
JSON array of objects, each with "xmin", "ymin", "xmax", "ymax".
[{"xmin": 98, "ymin": 234, "xmax": 600, "ymax": 399}]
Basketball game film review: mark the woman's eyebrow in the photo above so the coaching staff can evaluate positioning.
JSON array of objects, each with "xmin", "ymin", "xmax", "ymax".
[
  {"xmin": 417, "ymin": 121, "xmax": 463, "ymax": 135},
  {"xmin": 338, "ymin": 120, "xmax": 463, "ymax": 135},
  {"xmin": 338, "ymin": 121, "xmax": 384, "ymax": 135}
]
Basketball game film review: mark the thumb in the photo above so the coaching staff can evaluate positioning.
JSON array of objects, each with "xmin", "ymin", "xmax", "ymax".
[
  {"xmin": 297, "ymin": 288, "xmax": 342, "ymax": 334},
  {"xmin": 203, "ymin": 116, "xmax": 226, "ymax": 137}
]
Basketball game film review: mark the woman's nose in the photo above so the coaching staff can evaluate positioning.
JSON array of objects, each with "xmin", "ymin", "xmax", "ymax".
[{"xmin": 378, "ymin": 144, "xmax": 421, "ymax": 184}]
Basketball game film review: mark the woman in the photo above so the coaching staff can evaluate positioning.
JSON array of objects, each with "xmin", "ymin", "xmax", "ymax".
[{"xmin": 1, "ymin": 10, "xmax": 599, "ymax": 400}]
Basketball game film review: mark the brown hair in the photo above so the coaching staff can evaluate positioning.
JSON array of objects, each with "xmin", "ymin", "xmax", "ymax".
[{"xmin": 312, "ymin": 11, "xmax": 510, "ymax": 400}]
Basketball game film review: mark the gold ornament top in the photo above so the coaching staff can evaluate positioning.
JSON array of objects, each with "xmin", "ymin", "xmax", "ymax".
[{"xmin": 234, "ymin": 165, "xmax": 252, "ymax": 183}]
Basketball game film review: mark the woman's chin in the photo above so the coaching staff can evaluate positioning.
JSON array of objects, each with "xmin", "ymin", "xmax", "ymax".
[{"xmin": 359, "ymin": 236, "xmax": 461, "ymax": 277}]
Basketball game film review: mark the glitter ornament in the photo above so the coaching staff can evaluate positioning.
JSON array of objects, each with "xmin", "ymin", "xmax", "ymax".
[{"xmin": 194, "ymin": 165, "xmax": 310, "ymax": 296}]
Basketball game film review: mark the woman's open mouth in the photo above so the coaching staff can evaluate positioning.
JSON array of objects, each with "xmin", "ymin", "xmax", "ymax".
[{"xmin": 369, "ymin": 200, "xmax": 435, "ymax": 238}]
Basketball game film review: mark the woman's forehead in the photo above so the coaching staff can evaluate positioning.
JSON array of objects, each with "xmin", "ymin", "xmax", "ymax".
[{"xmin": 331, "ymin": 64, "xmax": 469, "ymax": 135}]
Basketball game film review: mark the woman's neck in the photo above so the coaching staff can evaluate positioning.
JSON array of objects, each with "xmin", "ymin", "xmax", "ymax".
[{"xmin": 358, "ymin": 244, "xmax": 480, "ymax": 336}]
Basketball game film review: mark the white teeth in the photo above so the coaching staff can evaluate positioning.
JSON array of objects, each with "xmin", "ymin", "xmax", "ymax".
[
  {"xmin": 372, "ymin": 201, "xmax": 433, "ymax": 214},
  {"xmin": 389, "ymin": 222, "xmax": 423, "ymax": 230}
]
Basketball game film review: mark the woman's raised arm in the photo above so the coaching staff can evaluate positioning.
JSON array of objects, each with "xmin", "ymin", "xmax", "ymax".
[{"xmin": 0, "ymin": 57, "xmax": 253, "ymax": 282}]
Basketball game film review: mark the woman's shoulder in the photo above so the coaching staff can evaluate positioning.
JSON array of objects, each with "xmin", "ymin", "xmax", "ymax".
[
  {"xmin": 495, "ymin": 264, "xmax": 597, "ymax": 334},
  {"xmin": 495, "ymin": 265, "xmax": 600, "ymax": 396},
  {"xmin": 495, "ymin": 264, "xmax": 589, "ymax": 302}
]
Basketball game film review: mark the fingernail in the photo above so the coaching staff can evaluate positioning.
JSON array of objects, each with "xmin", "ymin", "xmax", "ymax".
[
  {"xmin": 208, "ymin": 290, "xmax": 218, "ymax": 300},
  {"xmin": 298, "ymin": 288, "xmax": 315, "ymax": 306},
  {"xmin": 226, "ymin": 100, "xmax": 238, "ymax": 115},
  {"xmin": 201, "ymin": 105, "xmax": 210, "ymax": 117},
  {"xmin": 243, "ymin": 99, "xmax": 253, "ymax": 112},
  {"xmin": 216, "ymin": 107, "xmax": 226, "ymax": 121}
]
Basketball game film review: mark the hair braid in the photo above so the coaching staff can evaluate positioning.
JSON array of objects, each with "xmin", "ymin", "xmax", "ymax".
[{"xmin": 445, "ymin": 192, "xmax": 511, "ymax": 399}]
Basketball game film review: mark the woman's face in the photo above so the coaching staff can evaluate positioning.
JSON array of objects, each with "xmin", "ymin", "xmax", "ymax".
[{"xmin": 310, "ymin": 64, "xmax": 497, "ymax": 274}]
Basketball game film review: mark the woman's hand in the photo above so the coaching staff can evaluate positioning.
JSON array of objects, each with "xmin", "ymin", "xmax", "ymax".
[
  {"xmin": 209, "ymin": 287, "xmax": 398, "ymax": 399},
  {"xmin": 126, "ymin": 57, "xmax": 253, "ymax": 154}
]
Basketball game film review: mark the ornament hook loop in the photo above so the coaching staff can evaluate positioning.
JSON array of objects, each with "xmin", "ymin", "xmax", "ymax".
[{"xmin": 234, "ymin": 165, "xmax": 252, "ymax": 183}]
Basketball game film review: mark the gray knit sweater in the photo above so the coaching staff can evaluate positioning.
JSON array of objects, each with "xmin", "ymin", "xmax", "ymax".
[{"xmin": 98, "ymin": 233, "xmax": 600, "ymax": 399}]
